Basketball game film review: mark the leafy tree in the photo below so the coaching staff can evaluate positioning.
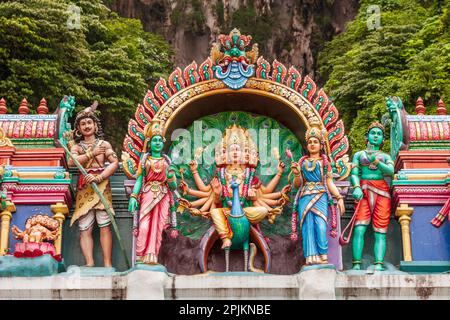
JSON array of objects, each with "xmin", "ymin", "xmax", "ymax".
[
  {"xmin": 0, "ymin": 0, "xmax": 173, "ymax": 150},
  {"xmin": 319, "ymin": 0, "xmax": 450, "ymax": 152}
]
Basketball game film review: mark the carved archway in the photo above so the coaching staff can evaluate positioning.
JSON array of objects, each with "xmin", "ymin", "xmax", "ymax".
[
  {"xmin": 121, "ymin": 29, "xmax": 351, "ymax": 273},
  {"xmin": 122, "ymin": 33, "xmax": 350, "ymax": 180}
]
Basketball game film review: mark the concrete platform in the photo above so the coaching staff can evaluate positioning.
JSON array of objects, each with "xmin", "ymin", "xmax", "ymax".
[{"xmin": 1, "ymin": 268, "xmax": 450, "ymax": 299}]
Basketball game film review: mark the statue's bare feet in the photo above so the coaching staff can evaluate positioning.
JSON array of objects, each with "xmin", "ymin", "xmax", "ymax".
[
  {"xmin": 352, "ymin": 263, "xmax": 361, "ymax": 270},
  {"xmin": 319, "ymin": 254, "xmax": 328, "ymax": 264},
  {"xmin": 374, "ymin": 263, "xmax": 385, "ymax": 271},
  {"xmin": 221, "ymin": 238, "xmax": 232, "ymax": 249}
]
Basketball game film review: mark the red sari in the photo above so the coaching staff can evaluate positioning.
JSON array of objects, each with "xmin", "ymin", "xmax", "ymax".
[{"xmin": 136, "ymin": 156, "xmax": 174, "ymax": 260}]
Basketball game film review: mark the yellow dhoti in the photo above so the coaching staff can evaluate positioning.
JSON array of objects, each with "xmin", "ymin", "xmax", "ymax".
[
  {"xmin": 71, "ymin": 179, "xmax": 114, "ymax": 226},
  {"xmin": 210, "ymin": 206, "xmax": 269, "ymax": 240}
]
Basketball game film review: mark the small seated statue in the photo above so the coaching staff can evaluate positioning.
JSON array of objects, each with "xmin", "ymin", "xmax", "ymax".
[{"xmin": 12, "ymin": 214, "xmax": 59, "ymax": 243}]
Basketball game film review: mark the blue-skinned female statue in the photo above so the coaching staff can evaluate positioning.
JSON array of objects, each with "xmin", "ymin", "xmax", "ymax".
[{"xmin": 290, "ymin": 126, "xmax": 345, "ymax": 266}]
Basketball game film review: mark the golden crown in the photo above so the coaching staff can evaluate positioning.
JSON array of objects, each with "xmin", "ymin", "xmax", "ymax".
[
  {"xmin": 144, "ymin": 119, "xmax": 165, "ymax": 139},
  {"xmin": 215, "ymin": 124, "xmax": 258, "ymax": 166},
  {"xmin": 305, "ymin": 126, "xmax": 326, "ymax": 143},
  {"xmin": 367, "ymin": 121, "xmax": 385, "ymax": 134}
]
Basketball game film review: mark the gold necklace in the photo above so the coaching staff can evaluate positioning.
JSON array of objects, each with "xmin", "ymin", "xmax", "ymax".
[
  {"xmin": 225, "ymin": 166, "xmax": 244, "ymax": 176},
  {"xmin": 147, "ymin": 157, "xmax": 164, "ymax": 173},
  {"xmin": 304, "ymin": 158, "xmax": 321, "ymax": 172}
]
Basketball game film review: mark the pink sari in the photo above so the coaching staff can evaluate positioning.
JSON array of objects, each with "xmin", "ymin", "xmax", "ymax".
[{"xmin": 136, "ymin": 158, "xmax": 174, "ymax": 258}]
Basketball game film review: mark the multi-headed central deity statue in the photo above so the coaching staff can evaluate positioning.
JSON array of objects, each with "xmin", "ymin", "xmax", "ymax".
[{"xmin": 178, "ymin": 124, "xmax": 291, "ymax": 272}]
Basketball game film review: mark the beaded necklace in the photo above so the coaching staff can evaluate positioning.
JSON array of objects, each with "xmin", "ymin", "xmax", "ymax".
[{"xmin": 220, "ymin": 167, "xmax": 255, "ymax": 207}]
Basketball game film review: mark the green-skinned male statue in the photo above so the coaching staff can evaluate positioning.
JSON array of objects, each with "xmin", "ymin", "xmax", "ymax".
[{"xmin": 349, "ymin": 122, "xmax": 394, "ymax": 271}]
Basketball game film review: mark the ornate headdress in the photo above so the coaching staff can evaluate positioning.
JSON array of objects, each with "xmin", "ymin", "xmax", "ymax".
[
  {"xmin": 366, "ymin": 121, "xmax": 385, "ymax": 135},
  {"xmin": 143, "ymin": 119, "xmax": 165, "ymax": 153},
  {"xmin": 305, "ymin": 126, "xmax": 326, "ymax": 144},
  {"xmin": 215, "ymin": 124, "xmax": 258, "ymax": 167},
  {"xmin": 75, "ymin": 102, "xmax": 100, "ymax": 125},
  {"xmin": 144, "ymin": 119, "xmax": 164, "ymax": 139},
  {"xmin": 73, "ymin": 102, "xmax": 103, "ymax": 142}
]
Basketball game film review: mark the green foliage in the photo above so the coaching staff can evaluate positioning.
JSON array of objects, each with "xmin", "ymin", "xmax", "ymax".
[
  {"xmin": 0, "ymin": 0, "xmax": 173, "ymax": 150},
  {"xmin": 319, "ymin": 0, "xmax": 450, "ymax": 152}
]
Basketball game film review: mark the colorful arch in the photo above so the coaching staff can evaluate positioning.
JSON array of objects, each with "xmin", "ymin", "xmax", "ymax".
[{"xmin": 122, "ymin": 29, "xmax": 350, "ymax": 180}]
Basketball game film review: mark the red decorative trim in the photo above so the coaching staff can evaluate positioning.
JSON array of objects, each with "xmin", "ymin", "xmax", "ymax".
[
  {"xmin": 271, "ymin": 60, "xmax": 287, "ymax": 83},
  {"xmin": 285, "ymin": 66, "xmax": 302, "ymax": 91},
  {"xmin": 393, "ymin": 186, "xmax": 450, "ymax": 208},
  {"xmin": 183, "ymin": 61, "xmax": 200, "ymax": 86},
  {"xmin": 3, "ymin": 183, "xmax": 72, "ymax": 206},
  {"xmin": 9, "ymin": 148, "xmax": 67, "ymax": 167},
  {"xmin": 134, "ymin": 104, "xmax": 151, "ymax": 128},
  {"xmin": 395, "ymin": 150, "xmax": 450, "ymax": 172},
  {"xmin": 300, "ymin": 75, "xmax": 317, "ymax": 101},
  {"xmin": 255, "ymin": 56, "xmax": 270, "ymax": 79},
  {"xmin": 168, "ymin": 67, "xmax": 185, "ymax": 93}
]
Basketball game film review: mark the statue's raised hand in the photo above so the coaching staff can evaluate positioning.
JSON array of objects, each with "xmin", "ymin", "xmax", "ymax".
[
  {"xmin": 277, "ymin": 161, "xmax": 286, "ymax": 174},
  {"xmin": 189, "ymin": 160, "xmax": 198, "ymax": 172},
  {"xmin": 128, "ymin": 197, "xmax": 139, "ymax": 213},
  {"xmin": 93, "ymin": 145, "xmax": 106, "ymax": 156},
  {"xmin": 290, "ymin": 162, "xmax": 300, "ymax": 176},
  {"xmin": 179, "ymin": 181, "xmax": 189, "ymax": 195},
  {"xmin": 281, "ymin": 185, "xmax": 291, "ymax": 195},
  {"xmin": 177, "ymin": 197, "xmax": 192, "ymax": 209},
  {"xmin": 211, "ymin": 176, "xmax": 222, "ymax": 196},
  {"xmin": 84, "ymin": 173, "xmax": 96, "ymax": 184},
  {"xmin": 367, "ymin": 151, "xmax": 376, "ymax": 163}
]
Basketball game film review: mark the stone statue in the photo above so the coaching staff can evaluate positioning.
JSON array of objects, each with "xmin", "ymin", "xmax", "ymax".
[
  {"xmin": 178, "ymin": 124, "xmax": 290, "ymax": 271},
  {"xmin": 12, "ymin": 214, "xmax": 59, "ymax": 243},
  {"xmin": 290, "ymin": 126, "xmax": 345, "ymax": 266},
  {"xmin": 127, "ymin": 120, "xmax": 178, "ymax": 265},
  {"xmin": 350, "ymin": 121, "xmax": 394, "ymax": 271},
  {"xmin": 11, "ymin": 214, "xmax": 60, "ymax": 260},
  {"xmin": 68, "ymin": 104, "xmax": 119, "ymax": 267}
]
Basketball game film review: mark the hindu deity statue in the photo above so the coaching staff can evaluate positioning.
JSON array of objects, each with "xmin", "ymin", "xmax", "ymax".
[
  {"xmin": 127, "ymin": 120, "xmax": 178, "ymax": 265},
  {"xmin": 11, "ymin": 214, "xmax": 61, "ymax": 260},
  {"xmin": 69, "ymin": 104, "xmax": 119, "ymax": 267},
  {"xmin": 178, "ymin": 124, "xmax": 290, "ymax": 271},
  {"xmin": 12, "ymin": 214, "xmax": 59, "ymax": 244},
  {"xmin": 350, "ymin": 122, "xmax": 394, "ymax": 271},
  {"xmin": 290, "ymin": 126, "xmax": 345, "ymax": 266}
]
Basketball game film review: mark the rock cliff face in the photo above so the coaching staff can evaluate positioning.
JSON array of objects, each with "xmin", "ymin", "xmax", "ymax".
[{"xmin": 109, "ymin": 0, "xmax": 358, "ymax": 80}]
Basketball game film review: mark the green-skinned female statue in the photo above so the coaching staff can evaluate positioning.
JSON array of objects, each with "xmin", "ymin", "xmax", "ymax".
[
  {"xmin": 347, "ymin": 122, "xmax": 394, "ymax": 271},
  {"xmin": 128, "ymin": 120, "xmax": 178, "ymax": 265}
]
